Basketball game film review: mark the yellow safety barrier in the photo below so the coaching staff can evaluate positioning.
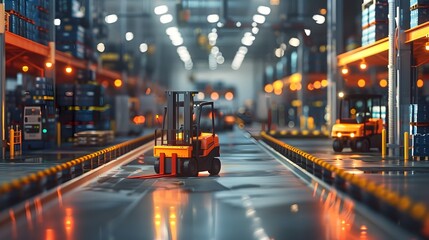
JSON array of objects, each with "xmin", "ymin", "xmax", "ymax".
[
  {"xmin": 0, "ymin": 133, "xmax": 155, "ymax": 212},
  {"xmin": 260, "ymin": 131, "xmax": 429, "ymax": 238}
]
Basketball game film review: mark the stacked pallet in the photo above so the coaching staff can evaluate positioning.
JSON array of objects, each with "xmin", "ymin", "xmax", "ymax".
[
  {"xmin": 57, "ymin": 83, "xmax": 110, "ymax": 143},
  {"xmin": 74, "ymin": 130, "xmax": 114, "ymax": 146},
  {"xmin": 361, "ymin": 0, "xmax": 388, "ymax": 46},
  {"xmin": 5, "ymin": 0, "xmax": 50, "ymax": 45},
  {"xmin": 410, "ymin": 97, "xmax": 429, "ymax": 159},
  {"xmin": 55, "ymin": 0, "xmax": 90, "ymax": 59},
  {"xmin": 410, "ymin": 0, "xmax": 429, "ymax": 28}
]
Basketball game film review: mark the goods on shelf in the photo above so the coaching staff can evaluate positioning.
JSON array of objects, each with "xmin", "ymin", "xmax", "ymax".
[
  {"xmin": 74, "ymin": 130, "xmax": 114, "ymax": 146},
  {"xmin": 361, "ymin": 0, "xmax": 388, "ymax": 46},
  {"xmin": 56, "ymin": 83, "xmax": 110, "ymax": 142},
  {"xmin": 55, "ymin": 17, "xmax": 86, "ymax": 59},
  {"xmin": 410, "ymin": 0, "xmax": 429, "ymax": 9},
  {"xmin": 55, "ymin": 0, "xmax": 84, "ymax": 19},
  {"xmin": 410, "ymin": 97, "xmax": 429, "ymax": 158},
  {"xmin": 410, "ymin": 7, "xmax": 429, "ymax": 28},
  {"xmin": 5, "ymin": 0, "xmax": 50, "ymax": 45}
]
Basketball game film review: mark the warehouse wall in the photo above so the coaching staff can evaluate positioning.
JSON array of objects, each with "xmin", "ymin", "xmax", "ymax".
[{"xmin": 169, "ymin": 60, "xmax": 264, "ymax": 111}]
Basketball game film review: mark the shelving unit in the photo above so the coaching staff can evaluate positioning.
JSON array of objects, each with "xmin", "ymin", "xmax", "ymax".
[
  {"xmin": 1, "ymin": 1, "xmax": 124, "ymax": 151},
  {"xmin": 336, "ymin": 4, "xmax": 429, "ymax": 158},
  {"xmin": 5, "ymin": 31, "xmax": 121, "ymax": 82},
  {"xmin": 338, "ymin": 21, "xmax": 429, "ymax": 68}
]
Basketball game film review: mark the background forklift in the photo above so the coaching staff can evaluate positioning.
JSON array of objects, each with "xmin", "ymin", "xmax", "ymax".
[
  {"xmin": 331, "ymin": 93, "xmax": 385, "ymax": 152},
  {"xmin": 153, "ymin": 91, "xmax": 221, "ymax": 177}
]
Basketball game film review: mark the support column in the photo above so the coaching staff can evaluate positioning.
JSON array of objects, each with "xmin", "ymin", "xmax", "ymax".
[
  {"xmin": 327, "ymin": 0, "xmax": 343, "ymax": 130},
  {"xmin": 397, "ymin": 1, "xmax": 411, "ymax": 157},
  {"xmin": 0, "ymin": 1, "xmax": 6, "ymax": 157},
  {"xmin": 387, "ymin": 0, "xmax": 397, "ymax": 156},
  {"xmin": 297, "ymin": 0, "xmax": 305, "ymax": 129}
]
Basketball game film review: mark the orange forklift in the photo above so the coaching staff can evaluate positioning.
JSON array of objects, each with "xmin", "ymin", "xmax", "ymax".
[
  {"xmin": 150, "ymin": 91, "xmax": 221, "ymax": 177},
  {"xmin": 331, "ymin": 94, "xmax": 384, "ymax": 152}
]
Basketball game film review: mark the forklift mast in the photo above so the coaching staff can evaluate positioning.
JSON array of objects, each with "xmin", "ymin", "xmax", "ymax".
[{"xmin": 164, "ymin": 91, "xmax": 198, "ymax": 145}]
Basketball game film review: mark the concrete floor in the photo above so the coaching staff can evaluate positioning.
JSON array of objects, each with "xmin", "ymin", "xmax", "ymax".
[{"xmin": 0, "ymin": 129, "xmax": 416, "ymax": 240}]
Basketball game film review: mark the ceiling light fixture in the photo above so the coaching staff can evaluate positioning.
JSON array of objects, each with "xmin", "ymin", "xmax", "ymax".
[
  {"xmin": 97, "ymin": 42, "xmax": 105, "ymax": 52},
  {"xmin": 359, "ymin": 60, "xmax": 367, "ymax": 70},
  {"xmin": 257, "ymin": 6, "xmax": 271, "ymax": 15},
  {"xmin": 425, "ymin": 41, "xmax": 429, "ymax": 51},
  {"xmin": 275, "ymin": 48, "xmax": 284, "ymax": 58},
  {"xmin": 216, "ymin": 55, "xmax": 225, "ymax": 64},
  {"xmin": 241, "ymin": 34, "xmax": 255, "ymax": 46},
  {"xmin": 341, "ymin": 66, "xmax": 349, "ymax": 75},
  {"xmin": 139, "ymin": 43, "xmax": 148, "ymax": 53},
  {"xmin": 160, "ymin": 14, "xmax": 173, "ymax": 24},
  {"xmin": 211, "ymin": 46, "xmax": 219, "ymax": 55},
  {"xmin": 65, "ymin": 66, "xmax": 73, "ymax": 74},
  {"xmin": 166, "ymin": 27, "xmax": 179, "ymax": 35},
  {"xmin": 154, "ymin": 5, "xmax": 168, "ymax": 15},
  {"xmin": 207, "ymin": 14, "xmax": 219, "ymax": 23},
  {"xmin": 105, "ymin": 14, "xmax": 118, "ymax": 24},
  {"xmin": 232, "ymin": 47, "xmax": 248, "ymax": 70},
  {"xmin": 312, "ymin": 14, "xmax": 325, "ymax": 24},
  {"xmin": 125, "ymin": 32, "xmax": 134, "ymax": 41},
  {"xmin": 171, "ymin": 37, "xmax": 184, "ymax": 46},
  {"xmin": 253, "ymin": 14, "xmax": 266, "ymax": 24},
  {"xmin": 238, "ymin": 46, "xmax": 248, "ymax": 55},
  {"xmin": 289, "ymin": 37, "xmax": 300, "ymax": 47},
  {"xmin": 252, "ymin": 27, "xmax": 259, "ymax": 35},
  {"xmin": 304, "ymin": 29, "xmax": 311, "ymax": 36}
]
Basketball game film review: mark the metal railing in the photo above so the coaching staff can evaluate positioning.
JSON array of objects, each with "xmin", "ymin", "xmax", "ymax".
[
  {"xmin": 261, "ymin": 131, "xmax": 429, "ymax": 239},
  {"xmin": 8, "ymin": 125, "xmax": 22, "ymax": 158}
]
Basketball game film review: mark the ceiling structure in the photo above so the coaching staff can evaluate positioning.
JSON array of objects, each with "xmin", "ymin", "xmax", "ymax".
[{"xmin": 95, "ymin": 0, "xmax": 327, "ymax": 84}]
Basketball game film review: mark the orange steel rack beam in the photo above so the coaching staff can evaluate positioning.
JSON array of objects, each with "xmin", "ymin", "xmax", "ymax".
[
  {"xmin": 405, "ymin": 21, "xmax": 429, "ymax": 43},
  {"xmin": 5, "ymin": 32, "xmax": 121, "ymax": 81},
  {"xmin": 337, "ymin": 38, "xmax": 389, "ymax": 67},
  {"xmin": 338, "ymin": 21, "xmax": 429, "ymax": 68},
  {"xmin": 5, "ymin": 32, "xmax": 49, "ymax": 56}
]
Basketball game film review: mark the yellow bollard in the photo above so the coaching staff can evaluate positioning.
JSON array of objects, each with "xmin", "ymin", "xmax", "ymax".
[
  {"xmin": 9, "ymin": 128, "xmax": 14, "ymax": 158},
  {"xmin": 381, "ymin": 129, "xmax": 386, "ymax": 159},
  {"xmin": 404, "ymin": 131, "xmax": 409, "ymax": 161}
]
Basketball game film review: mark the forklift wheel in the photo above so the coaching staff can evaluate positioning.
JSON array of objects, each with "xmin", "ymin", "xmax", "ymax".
[
  {"xmin": 332, "ymin": 139, "xmax": 343, "ymax": 152},
  {"xmin": 209, "ymin": 158, "xmax": 221, "ymax": 176},
  {"xmin": 356, "ymin": 139, "xmax": 370, "ymax": 152},
  {"xmin": 154, "ymin": 159, "xmax": 160, "ymax": 174},
  {"xmin": 184, "ymin": 159, "xmax": 198, "ymax": 177}
]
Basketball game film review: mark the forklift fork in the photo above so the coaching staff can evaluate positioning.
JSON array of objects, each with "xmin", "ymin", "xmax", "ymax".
[{"xmin": 128, "ymin": 153, "xmax": 178, "ymax": 179}]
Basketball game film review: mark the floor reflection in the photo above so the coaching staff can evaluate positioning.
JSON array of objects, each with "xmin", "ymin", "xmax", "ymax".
[
  {"xmin": 313, "ymin": 181, "xmax": 378, "ymax": 240},
  {"xmin": 152, "ymin": 188, "xmax": 188, "ymax": 240}
]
